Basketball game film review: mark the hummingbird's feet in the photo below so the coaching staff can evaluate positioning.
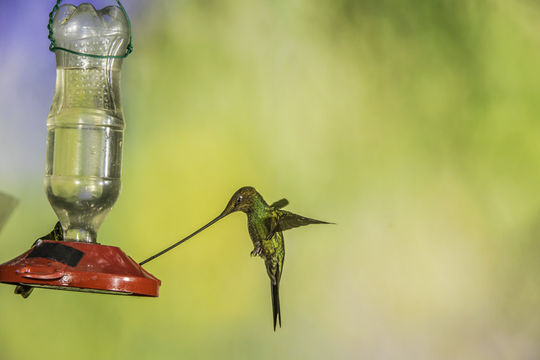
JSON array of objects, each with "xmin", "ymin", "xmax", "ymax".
[{"xmin": 250, "ymin": 246, "xmax": 263, "ymax": 257}]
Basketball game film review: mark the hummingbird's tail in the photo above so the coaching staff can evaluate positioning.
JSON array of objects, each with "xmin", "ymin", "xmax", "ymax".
[{"xmin": 271, "ymin": 282, "xmax": 281, "ymax": 331}]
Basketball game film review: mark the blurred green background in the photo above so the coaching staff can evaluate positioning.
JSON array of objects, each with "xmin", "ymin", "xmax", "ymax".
[{"xmin": 2, "ymin": 0, "xmax": 540, "ymax": 359}]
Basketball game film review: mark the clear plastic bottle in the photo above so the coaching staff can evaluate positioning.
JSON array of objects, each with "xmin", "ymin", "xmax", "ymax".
[{"xmin": 45, "ymin": 4, "xmax": 130, "ymax": 242}]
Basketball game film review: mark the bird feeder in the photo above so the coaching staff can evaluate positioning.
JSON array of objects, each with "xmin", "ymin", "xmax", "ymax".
[{"xmin": 0, "ymin": 1, "xmax": 160, "ymax": 296}]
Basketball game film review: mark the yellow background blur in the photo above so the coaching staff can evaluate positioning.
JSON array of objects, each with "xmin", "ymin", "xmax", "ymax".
[{"xmin": 2, "ymin": 0, "xmax": 540, "ymax": 359}]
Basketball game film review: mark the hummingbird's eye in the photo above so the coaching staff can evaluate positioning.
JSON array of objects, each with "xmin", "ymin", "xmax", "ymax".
[{"xmin": 235, "ymin": 195, "xmax": 243, "ymax": 205}]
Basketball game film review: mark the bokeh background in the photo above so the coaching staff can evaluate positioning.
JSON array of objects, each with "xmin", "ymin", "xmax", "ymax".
[{"xmin": 2, "ymin": 0, "xmax": 540, "ymax": 359}]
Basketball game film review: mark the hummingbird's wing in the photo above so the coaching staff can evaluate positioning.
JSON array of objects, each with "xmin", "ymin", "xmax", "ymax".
[
  {"xmin": 265, "ymin": 210, "xmax": 331, "ymax": 239},
  {"xmin": 17, "ymin": 222, "xmax": 64, "ymax": 298},
  {"xmin": 45, "ymin": 222, "xmax": 63, "ymax": 240},
  {"xmin": 0, "ymin": 192, "xmax": 18, "ymax": 234},
  {"xmin": 270, "ymin": 198, "xmax": 289, "ymax": 209},
  {"xmin": 32, "ymin": 222, "xmax": 63, "ymax": 246}
]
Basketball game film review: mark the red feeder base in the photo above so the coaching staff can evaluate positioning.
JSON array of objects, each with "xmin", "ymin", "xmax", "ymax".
[{"xmin": 0, "ymin": 240, "xmax": 160, "ymax": 297}]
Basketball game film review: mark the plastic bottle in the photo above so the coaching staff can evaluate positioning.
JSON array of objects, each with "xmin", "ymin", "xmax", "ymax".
[{"xmin": 45, "ymin": 4, "xmax": 130, "ymax": 242}]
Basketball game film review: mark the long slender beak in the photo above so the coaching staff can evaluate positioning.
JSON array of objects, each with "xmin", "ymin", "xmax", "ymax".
[{"xmin": 139, "ymin": 210, "xmax": 230, "ymax": 266}]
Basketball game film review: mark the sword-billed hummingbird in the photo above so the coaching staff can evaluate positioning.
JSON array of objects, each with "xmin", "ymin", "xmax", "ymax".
[{"xmin": 140, "ymin": 186, "xmax": 331, "ymax": 330}]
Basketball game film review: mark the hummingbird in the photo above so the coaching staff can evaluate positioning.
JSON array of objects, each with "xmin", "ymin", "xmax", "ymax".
[
  {"xmin": 14, "ymin": 222, "xmax": 63, "ymax": 298},
  {"xmin": 139, "ymin": 186, "xmax": 331, "ymax": 330}
]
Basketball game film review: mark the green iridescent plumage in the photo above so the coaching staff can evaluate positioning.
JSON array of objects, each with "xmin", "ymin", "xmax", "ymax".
[
  {"xmin": 228, "ymin": 187, "xmax": 330, "ymax": 330},
  {"xmin": 14, "ymin": 222, "xmax": 63, "ymax": 298},
  {"xmin": 140, "ymin": 186, "xmax": 331, "ymax": 330}
]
